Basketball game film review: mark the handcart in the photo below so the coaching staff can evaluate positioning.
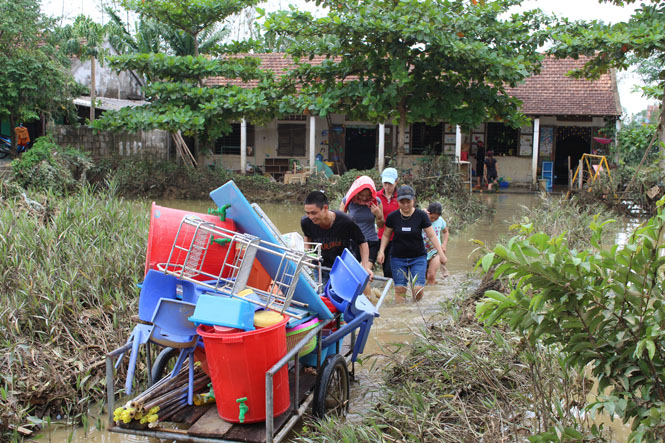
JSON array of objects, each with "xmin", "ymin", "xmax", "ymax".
[{"xmin": 104, "ymin": 180, "xmax": 393, "ymax": 443}]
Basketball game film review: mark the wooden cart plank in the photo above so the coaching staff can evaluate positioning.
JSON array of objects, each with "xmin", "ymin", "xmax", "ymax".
[
  {"xmin": 222, "ymin": 410, "xmax": 291, "ymax": 443},
  {"xmin": 171, "ymin": 403, "xmax": 214, "ymax": 425},
  {"xmin": 188, "ymin": 407, "xmax": 234, "ymax": 438},
  {"xmin": 188, "ymin": 367, "xmax": 319, "ymax": 441}
]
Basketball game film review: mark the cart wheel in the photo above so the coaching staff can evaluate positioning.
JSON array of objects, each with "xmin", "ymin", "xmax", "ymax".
[
  {"xmin": 150, "ymin": 347, "xmax": 178, "ymax": 385},
  {"xmin": 312, "ymin": 354, "xmax": 349, "ymax": 418}
]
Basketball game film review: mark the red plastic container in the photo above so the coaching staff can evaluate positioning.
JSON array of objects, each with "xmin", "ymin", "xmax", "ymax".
[
  {"xmin": 144, "ymin": 203, "xmax": 237, "ymax": 280},
  {"xmin": 197, "ymin": 316, "xmax": 290, "ymax": 423}
]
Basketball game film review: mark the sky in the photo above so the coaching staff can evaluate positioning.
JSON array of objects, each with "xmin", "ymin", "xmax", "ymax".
[{"xmin": 40, "ymin": 0, "xmax": 658, "ymax": 117}]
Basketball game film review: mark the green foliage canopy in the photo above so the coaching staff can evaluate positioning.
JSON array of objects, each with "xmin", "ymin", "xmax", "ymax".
[
  {"xmin": 0, "ymin": 0, "xmax": 79, "ymax": 153},
  {"xmin": 92, "ymin": 0, "xmax": 281, "ymax": 142},
  {"xmin": 615, "ymin": 121, "xmax": 658, "ymax": 166},
  {"xmin": 265, "ymin": 0, "xmax": 552, "ymax": 151},
  {"xmin": 121, "ymin": 0, "xmax": 257, "ymax": 55},
  {"xmin": 549, "ymin": 0, "xmax": 665, "ymax": 96}
]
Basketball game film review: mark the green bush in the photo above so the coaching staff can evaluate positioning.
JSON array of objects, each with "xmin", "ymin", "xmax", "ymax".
[
  {"xmin": 11, "ymin": 136, "xmax": 92, "ymax": 194},
  {"xmin": 613, "ymin": 122, "xmax": 658, "ymax": 166},
  {"xmin": 477, "ymin": 197, "xmax": 665, "ymax": 442}
]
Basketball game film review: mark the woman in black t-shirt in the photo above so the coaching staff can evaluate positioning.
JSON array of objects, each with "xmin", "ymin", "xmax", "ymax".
[{"xmin": 377, "ymin": 185, "xmax": 447, "ymax": 302}]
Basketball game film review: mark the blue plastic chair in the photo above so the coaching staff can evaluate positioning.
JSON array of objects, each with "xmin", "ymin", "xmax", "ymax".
[
  {"xmin": 138, "ymin": 269, "xmax": 178, "ymax": 322},
  {"xmin": 325, "ymin": 249, "xmax": 369, "ymax": 313},
  {"xmin": 117, "ymin": 270, "xmax": 187, "ymax": 395},
  {"xmin": 149, "ymin": 299, "xmax": 199, "ymax": 405},
  {"xmin": 178, "ymin": 280, "xmax": 203, "ymax": 304}
]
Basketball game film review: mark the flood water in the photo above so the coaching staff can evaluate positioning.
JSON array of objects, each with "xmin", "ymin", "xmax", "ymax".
[{"xmin": 42, "ymin": 192, "xmax": 632, "ymax": 442}]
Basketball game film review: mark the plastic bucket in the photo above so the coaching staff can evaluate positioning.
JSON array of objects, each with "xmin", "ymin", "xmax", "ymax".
[{"xmin": 197, "ymin": 316, "xmax": 290, "ymax": 423}]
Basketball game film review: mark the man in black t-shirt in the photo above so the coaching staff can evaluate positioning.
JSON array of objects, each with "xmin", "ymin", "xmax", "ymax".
[{"xmin": 301, "ymin": 191, "xmax": 373, "ymax": 283}]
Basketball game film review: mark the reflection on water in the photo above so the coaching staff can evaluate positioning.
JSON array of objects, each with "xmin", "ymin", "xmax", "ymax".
[{"xmin": 40, "ymin": 193, "xmax": 558, "ymax": 442}]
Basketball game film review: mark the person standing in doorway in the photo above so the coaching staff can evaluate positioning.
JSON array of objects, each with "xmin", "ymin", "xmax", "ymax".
[
  {"xmin": 377, "ymin": 185, "xmax": 446, "ymax": 303},
  {"xmin": 376, "ymin": 167, "xmax": 400, "ymax": 278},
  {"xmin": 485, "ymin": 150, "xmax": 499, "ymax": 191},
  {"xmin": 302, "ymin": 191, "xmax": 373, "ymax": 285},
  {"xmin": 475, "ymin": 140, "xmax": 485, "ymax": 188}
]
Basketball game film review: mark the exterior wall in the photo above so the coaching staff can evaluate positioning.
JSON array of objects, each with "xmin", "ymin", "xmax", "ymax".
[
  {"xmin": 70, "ymin": 43, "xmax": 143, "ymax": 100},
  {"xmin": 494, "ymin": 156, "xmax": 532, "ymax": 184},
  {"xmin": 204, "ymin": 115, "xmax": 334, "ymax": 172},
  {"xmin": 200, "ymin": 114, "xmax": 613, "ymax": 185},
  {"xmin": 50, "ymin": 124, "xmax": 170, "ymax": 158}
]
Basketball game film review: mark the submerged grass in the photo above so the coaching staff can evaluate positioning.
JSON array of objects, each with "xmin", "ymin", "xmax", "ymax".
[{"xmin": 0, "ymin": 180, "xmax": 147, "ymax": 440}]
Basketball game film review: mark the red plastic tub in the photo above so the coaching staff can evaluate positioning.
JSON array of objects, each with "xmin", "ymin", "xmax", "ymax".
[
  {"xmin": 145, "ymin": 203, "xmax": 238, "ymax": 280},
  {"xmin": 197, "ymin": 315, "xmax": 290, "ymax": 423}
]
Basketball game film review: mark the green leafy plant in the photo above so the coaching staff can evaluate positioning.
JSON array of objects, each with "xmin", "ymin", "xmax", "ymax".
[
  {"xmin": 614, "ymin": 122, "xmax": 659, "ymax": 167},
  {"xmin": 11, "ymin": 136, "xmax": 92, "ymax": 194},
  {"xmin": 477, "ymin": 197, "xmax": 665, "ymax": 442}
]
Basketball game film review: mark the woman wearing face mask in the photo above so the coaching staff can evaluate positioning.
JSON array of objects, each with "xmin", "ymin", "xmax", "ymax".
[
  {"xmin": 377, "ymin": 185, "xmax": 446, "ymax": 303},
  {"xmin": 339, "ymin": 175, "xmax": 383, "ymax": 268}
]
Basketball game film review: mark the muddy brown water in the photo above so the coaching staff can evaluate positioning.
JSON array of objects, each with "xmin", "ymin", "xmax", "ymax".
[{"xmin": 40, "ymin": 193, "xmax": 627, "ymax": 442}]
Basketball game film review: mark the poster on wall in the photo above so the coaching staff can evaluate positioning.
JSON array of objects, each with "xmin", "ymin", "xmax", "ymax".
[
  {"xmin": 444, "ymin": 144, "xmax": 455, "ymax": 155},
  {"xmin": 444, "ymin": 134, "xmax": 456, "ymax": 144},
  {"xmin": 472, "ymin": 134, "xmax": 484, "ymax": 145},
  {"xmin": 519, "ymin": 134, "xmax": 533, "ymax": 156},
  {"xmin": 540, "ymin": 127, "xmax": 553, "ymax": 155},
  {"xmin": 521, "ymin": 125, "xmax": 533, "ymax": 134},
  {"xmin": 444, "ymin": 124, "xmax": 455, "ymax": 133}
]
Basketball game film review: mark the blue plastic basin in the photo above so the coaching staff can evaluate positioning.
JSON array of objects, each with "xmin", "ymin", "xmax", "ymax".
[{"xmin": 189, "ymin": 294, "xmax": 255, "ymax": 331}]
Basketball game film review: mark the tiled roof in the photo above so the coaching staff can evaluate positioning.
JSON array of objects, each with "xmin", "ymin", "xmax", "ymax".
[
  {"xmin": 205, "ymin": 53, "xmax": 334, "ymax": 88},
  {"xmin": 507, "ymin": 55, "xmax": 621, "ymax": 117},
  {"xmin": 207, "ymin": 53, "xmax": 621, "ymax": 117}
]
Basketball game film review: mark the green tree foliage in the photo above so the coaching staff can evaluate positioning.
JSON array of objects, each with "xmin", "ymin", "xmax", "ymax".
[
  {"xmin": 548, "ymin": 0, "xmax": 665, "ymax": 168},
  {"xmin": 58, "ymin": 15, "xmax": 111, "ymax": 122},
  {"xmin": 0, "ymin": 0, "xmax": 80, "ymax": 155},
  {"xmin": 104, "ymin": 6, "xmax": 228, "ymax": 59},
  {"xmin": 120, "ymin": 0, "xmax": 254, "ymax": 56},
  {"xmin": 92, "ymin": 53, "xmax": 279, "ymax": 140},
  {"xmin": 477, "ymin": 200, "xmax": 665, "ymax": 441},
  {"xmin": 265, "ymin": 0, "xmax": 551, "ymax": 153},
  {"xmin": 92, "ymin": 0, "xmax": 280, "ymax": 156},
  {"xmin": 615, "ymin": 120, "xmax": 659, "ymax": 166}
]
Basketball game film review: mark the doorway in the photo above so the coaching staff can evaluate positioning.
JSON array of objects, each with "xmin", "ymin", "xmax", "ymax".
[
  {"xmin": 344, "ymin": 127, "xmax": 376, "ymax": 170},
  {"xmin": 554, "ymin": 127, "xmax": 591, "ymax": 185}
]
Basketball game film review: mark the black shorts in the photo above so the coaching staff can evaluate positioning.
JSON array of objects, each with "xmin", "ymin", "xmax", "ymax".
[{"xmin": 351, "ymin": 240, "xmax": 380, "ymax": 264}]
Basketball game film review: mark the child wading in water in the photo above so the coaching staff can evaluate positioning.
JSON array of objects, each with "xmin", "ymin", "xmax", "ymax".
[{"xmin": 423, "ymin": 202, "xmax": 449, "ymax": 284}]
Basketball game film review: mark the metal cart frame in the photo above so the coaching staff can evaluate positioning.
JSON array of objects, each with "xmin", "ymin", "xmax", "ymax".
[{"xmin": 105, "ymin": 276, "xmax": 392, "ymax": 443}]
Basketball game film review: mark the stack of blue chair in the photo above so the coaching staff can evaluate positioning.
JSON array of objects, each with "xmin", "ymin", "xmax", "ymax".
[
  {"xmin": 324, "ymin": 249, "xmax": 379, "ymax": 361},
  {"xmin": 116, "ymin": 270, "xmax": 202, "ymax": 404}
]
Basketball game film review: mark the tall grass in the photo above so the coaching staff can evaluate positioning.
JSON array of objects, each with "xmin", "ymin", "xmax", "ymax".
[{"xmin": 0, "ymin": 181, "xmax": 148, "ymax": 439}]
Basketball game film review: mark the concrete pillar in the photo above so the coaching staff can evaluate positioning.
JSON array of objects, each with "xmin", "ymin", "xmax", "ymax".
[
  {"xmin": 240, "ymin": 118, "xmax": 247, "ymax": 175},
  {"xmin": 531, "ymin": 118, "xmax": 540, "ymax": 185},
  {"xmin": 309, "ymin": 116, "xmax": 316, "ymax": 174},
  {"xmin": 378, "ymin": 123, "xmax": 385, "ymax": 171},
  {"xmin": 455, "ymin": 125, "xmax": 462, "ymax": 161}
]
